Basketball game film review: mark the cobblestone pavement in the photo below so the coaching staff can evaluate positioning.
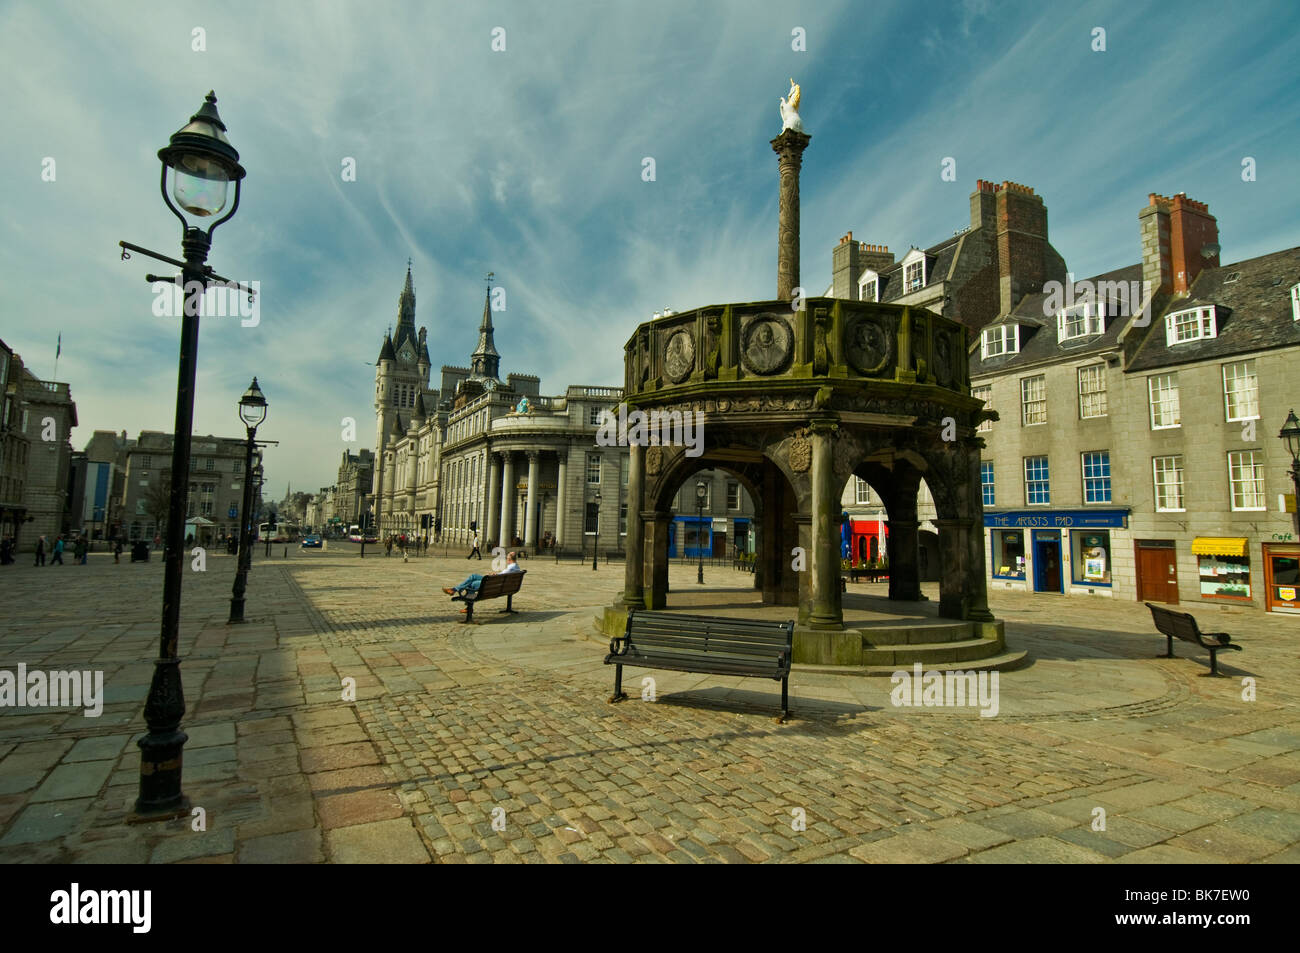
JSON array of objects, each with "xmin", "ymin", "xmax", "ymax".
[{"xmin": 1, "ymin": 546, "xmax": 1298, "ymax": 863}]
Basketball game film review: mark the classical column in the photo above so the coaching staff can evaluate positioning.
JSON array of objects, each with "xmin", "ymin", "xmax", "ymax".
[
  {"xmin": 623, "ymin": 442, "xmax": 646, "ymax": 609},
  {"xmin": 935, "ymin": 518, "xmax": 966, "ymax": 620},
  {"xmin": 645, "ymin": 510, "xmax": 672, "ymax": 609},
  {"xmin": 555, "ymin": 450, "xmax": 568, "ymax": 547},
  {"xmin": 963, "ymin": 451, "xmax": 995, "ymax": 622},
  {"xmin": 807, "ymin": 419, "xmax": 842, "ymax": 628},
  {"xmin": 498, "ymin": 452, "xmax": 515, "ymax": 546},
  {"xmin": 524, "ymin": 451, "xmax": 540, "ymax": 550},
  {"xmin": 484, "ymin": 453, "xmax": 500, "ymax": 550},
  {"xmin": 887, "ymin": 518, "xmax": 923, "ymax": 601},
  {"xmin": 770, "ymin": 128, "xmax": 812, "ymax": 302}
]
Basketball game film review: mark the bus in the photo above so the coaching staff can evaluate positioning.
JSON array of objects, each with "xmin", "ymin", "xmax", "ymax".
[{"xmin": 258, "ymin": 521, "xmax": 299, "ymax": 543}]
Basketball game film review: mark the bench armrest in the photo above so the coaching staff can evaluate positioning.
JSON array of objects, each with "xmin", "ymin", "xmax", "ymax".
[
  {"xmin": 1204, "ymin": 632, "xmax": 1234, "ymax": 645},
  {"xmin": 609, "ymin": 636, "xmax": 629, "ymax": 657}
]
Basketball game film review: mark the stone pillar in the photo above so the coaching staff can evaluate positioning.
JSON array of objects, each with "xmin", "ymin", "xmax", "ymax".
[
  {"xmin": 484, "ymin": 454, "xmax": 500, "ymax": 549},
  {"xmin": 623, "ymin": 442, "xmax": 646, "ymax": 609},
  {"xmin": 888, "ymin": 518, "xmax": 923, "ymax": 601},
  {"xmin": 499, "ymin": 453, "xmax": 515, "ymax": 546},
  {"xmin": 963, "ymin": 451, "xmax": 995, "ymax": 622},
  {"xmin": 794, "ymin": 513, "xmax": 811, "ymax": 624},
  {"xmin": 645, "ymin": 510, "xmax": 672, "ymax": 609},
  {"xmin": 524, "ymin": 452, "xmax": 539, "ymax": 551},
  {"xmin": 555, "ymin": 451, "xmax": 568, "ymax": 547},
  {"xmin": 770, "ymin": 129, "xmax": 812, "ymax": 302},
  {"xmin": 935, "ymin": 517, "xmax": 966, "ymax": 620},
  {"xmin": 808, "ymin": 419, "xmax": 843, "ymax": 628}
]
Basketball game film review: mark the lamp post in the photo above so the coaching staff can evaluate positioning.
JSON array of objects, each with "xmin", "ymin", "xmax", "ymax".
[
  {"xmin": 117, "ymin": 91, "xmax": 249, "ymax": 818},
  {"xmin": 229, "ymin": 379, "xmax": 273, "ymax": 624},
  {"xmin": 1280, "ymin": 409, "xmax": 1300, "ymax": 539},
  {"xmin": 592, "ymin": 489, "xmax": 601, "ymax": 570},
  {"xmin": 360, "ymin": 505, "xmax": 372, "ymax": 558},
  {"xmin": 696, "ymin": 480, "xmax": 707, "ymax": 584}
]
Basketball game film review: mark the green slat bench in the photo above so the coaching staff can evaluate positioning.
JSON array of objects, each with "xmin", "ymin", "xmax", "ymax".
[
  {"xmin": 1145, "ymin": 602, "xmax": 1243, "ymax": 676},
  {"xmin": 605, "ymin": 610, "xmax": 795, "ymax": 722}
]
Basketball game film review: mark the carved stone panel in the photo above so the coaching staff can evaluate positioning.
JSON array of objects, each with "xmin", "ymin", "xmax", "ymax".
[
  {"xmin": 663, "ymin": 329, "xmax": 696, "ymax": 383},
  {"xmin": 932, "ymin": 332, "xmax": 953, "ymax": 388},
  {"xmin": 646, "ymin": 446, "xmax": 664, "ymax": 475},
  {"xmin": 845, "ymin": 314, "xmax": 894, "ymax": 376},
  {"xmin": 740, "ymin": 314, "xmax": 794, "ymax": 375},
  {"xmin": 788, "ymin": 436, "xmax": 812, "ymax": 472}
]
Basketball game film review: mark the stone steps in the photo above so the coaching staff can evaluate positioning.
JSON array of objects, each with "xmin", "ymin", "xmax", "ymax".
[
  {"xmin": 797, "ymin": 649, "xmax": 1031, "ymax": 677},
  {"xmin": 859, "ymin": 621, "xmax": 975, "ymax": 645}
]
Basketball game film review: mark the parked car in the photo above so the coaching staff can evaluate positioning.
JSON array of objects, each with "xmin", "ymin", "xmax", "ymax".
[{"xmin": 301, "ymin": 534, "xmax": 322, "ymax": 548}]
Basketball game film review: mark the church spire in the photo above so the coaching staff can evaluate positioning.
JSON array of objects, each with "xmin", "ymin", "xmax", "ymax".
[
  {"xmin": 395, "ymin": 260, "xmax": 416, "ymax": 349},
  {"xmin": 469, "ymin": 274, "xmax": 501, "ymax": 381}
]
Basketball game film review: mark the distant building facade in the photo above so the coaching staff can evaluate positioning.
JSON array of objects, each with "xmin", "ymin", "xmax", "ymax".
[{"xmin": 119, "ymin": 431, "xmax": 249, "ymax": 543}]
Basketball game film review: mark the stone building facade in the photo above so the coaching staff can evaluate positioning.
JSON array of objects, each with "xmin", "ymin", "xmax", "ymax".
[
  {"xmin": 971, "ymin": 191, "xmax": 1300, "ymax": 613},
  {"xmin": 2, "ymin": 356, "xmax": 79, "ymax": 550},
  {"xmin": 363, "ymin": 268, "xmax": 752, "ymax": 552},
  {"xmin": 119, "ymin": 431, "xmax": 249, "ymax": 544}
]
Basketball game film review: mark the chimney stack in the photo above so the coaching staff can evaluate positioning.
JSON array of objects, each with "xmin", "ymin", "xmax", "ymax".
[
  {"xmin": 994, "ymin": 181, "xmax": 1048, "ymax": 316},
  {"xmin": 1140, "ymin": 193, "xmax": 1219, "ymax": 295}
]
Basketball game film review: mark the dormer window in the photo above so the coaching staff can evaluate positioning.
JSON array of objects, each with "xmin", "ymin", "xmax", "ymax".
[
  {"xmin": 1291, "ymin": 282, "xmax": 1299, "ymax": 321},
  {"xmin": 1057, "ymin": 303, "xmax": 1104, "ymax": 342},
  {"xmin": 904, "ymin": 260, "xmax": 924, "ymax": 292},
  {"xmin": 1164, "ymin": 305, "xmax": 1217, "ymax": 346},
  {"xmin": 981, "ymin": 324, "xmax": 1019, "ymax": 359},
  {"xmin": 858, "ymin": 269, "xmax": 879, "ymax": 302}
]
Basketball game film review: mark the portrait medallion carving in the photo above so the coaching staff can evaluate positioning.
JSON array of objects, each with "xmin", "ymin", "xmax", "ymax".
[
  {"xmin": 663, "ymin": 330, "xmax": 695, "ymax": 383},
  {"xmin": 740, "ymin": 314, "xmax": 793, "ymax": 375}
]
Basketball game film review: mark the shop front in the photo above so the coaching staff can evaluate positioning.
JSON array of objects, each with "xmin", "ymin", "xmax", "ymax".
[
  {"xmin": 1262, "ymin": 540, "xmax": 1300, "ymax": 613},
  {"xmin": 985, "ymin": 508, "xmax": 1128, "ymax": 597}
]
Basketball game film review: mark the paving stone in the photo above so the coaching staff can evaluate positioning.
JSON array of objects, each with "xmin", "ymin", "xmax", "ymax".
[
  {"xmin": 29, "ymin": 760, "xmax": 115, "ymax": 802},
  {"xmin": 238, "ymin": 828, "xmax": 323, "ymax": 863}
]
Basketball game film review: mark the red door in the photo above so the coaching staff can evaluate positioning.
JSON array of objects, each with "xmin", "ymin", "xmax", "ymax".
[{"xmin": 1136, "ymin": 541, "xmax": 1178, "ymax": 604}]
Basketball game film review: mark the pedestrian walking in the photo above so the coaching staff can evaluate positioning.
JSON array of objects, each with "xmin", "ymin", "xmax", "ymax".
[
  {"xmin": 51, "ymin": 536, "xmax": 65, "ymax": 565},
  {"xmin": 113, "ymin": 538, "xmax": 123, "ymax": 564},
  {"xmin": 74, "ymin": 536, "xmax": 88, "ymax": 565},
  {"xmin": 0, "ymin": 536, "xmax": 12, "ymax": 565},
  {"xmin": 467, "ymin": 531, "xmax": 481, "ymax": 560},
  {"xmin": 434, "ymin": 517, "xmax": 442, "ymax": 542},
  {"xmin": 153, "ymin": 533, "xmax": 161, "ymax": 550},
  {"xmin": 385, "ymin": 536, "xmax": 393, "ymax": 557},
  {"xmin": 34, "ymin": 536, "xmax": 46, "ymax": 567}
]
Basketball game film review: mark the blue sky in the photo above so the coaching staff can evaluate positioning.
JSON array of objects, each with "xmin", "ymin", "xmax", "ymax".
[{"xmin": 2, "ymin": 0, "xmax": 1297, "ymax": 495}]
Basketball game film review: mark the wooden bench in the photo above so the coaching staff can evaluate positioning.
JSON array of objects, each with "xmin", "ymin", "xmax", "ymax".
[
  {"xmin": 453, "ymin": 570, "xmax": 526, "ymax": 623},
  {"xmin": 553, "ymin": 547, "xmax": 585, "ymax": 564},
  {"xmin": 1145, "ymin": 602, "xmax": 1243, "ymax": 676},
  {"xmin": 605, "ymin": 611, "xmax": 795, "ymax": 722}
]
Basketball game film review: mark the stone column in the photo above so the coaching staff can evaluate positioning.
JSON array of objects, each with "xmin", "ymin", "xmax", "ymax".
[
  {"xmin": 555, "ymin": 451, "xmax": 568, "ymax": 546},
  {"xmin": 807, "ymin": 419, "xmax": 843, "ymax": 628},
  {"xmin": 623, "ymin": 442, "xmax": 646, "ymax": 609},
  {"xmin": 524, "ymin": 452, "xmax": 539, "ymax": 550},
  {"xmin": 935, "ymin": 517, "xmax": 966, "ymax": 620},
  {"xmin": 484, "ymin": 453, "xmax": 500, "ymax": 550},
  {"xmin": 499, "ymin": 452, "xmax": 515, "ymax": 546},
  {"xmin": 887, "ymin": 518, "xmax": 923, "ymax": 601},
  {"xmin": 645, "ymin": 510, "xmax": 672, "ymax": 609},
  {"xmin": 770, "ymin": 129, "xmax": 812, "ymax": 302},
  {"xmin": 963, "ymin": 451, "xmax": 995, "ymax": 622}
]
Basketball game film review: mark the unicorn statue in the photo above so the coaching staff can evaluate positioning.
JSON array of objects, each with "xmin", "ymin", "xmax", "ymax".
[{"xmin": 779, "ymin": 78, "xmax": 803, "ymax": 133}]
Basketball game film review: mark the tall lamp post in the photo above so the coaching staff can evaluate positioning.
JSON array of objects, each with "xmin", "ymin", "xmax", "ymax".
[
  {"xmin": 696, "ymin": 480, "xmax": 707, "ymax": 584},
  {"xmin": 118, "ymin": 91, "xmax": 249, "ymax": 818},
  {"xmin": 360, "ymin": 505, "xmax": 372, "ymax": 558},
  {"xmin": 592, "ymin": 489, "xmax": 601, "ymax": 571},
  {"xmin": 1280, "ymin": 409, "xmax": 1300, "ymax": 539},
  {"xmin": 229, "ymin": 379, "xmax": 273, "ymax": 623}
]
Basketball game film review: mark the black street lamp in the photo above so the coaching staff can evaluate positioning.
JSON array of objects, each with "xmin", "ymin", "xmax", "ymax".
[
  {"xmin": 119, "ymin": 91, "xmax": 249, "ymax": 819},
  {"xmin": 592, "ymin": 489, "xmax": 602, "ymax": 571},
  {"xmin": 229, "ymin": 379, "xmax": 271, "ymax": 624},
  {"xmin": 360, "ymin": 506, "xmax": 372, "ymax": 558},
  {"xmin": 696, "ymin": 480, "xmax": 707, "ymax": 584},
  {"xmin": 1280, "ymin": 409, "xmax": 1300, "ymax": 539}
]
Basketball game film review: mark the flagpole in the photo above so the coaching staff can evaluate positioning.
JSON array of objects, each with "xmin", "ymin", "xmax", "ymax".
[{"xmin": 54, "ymin": 332, "xmax": 61, "ymax": 381}]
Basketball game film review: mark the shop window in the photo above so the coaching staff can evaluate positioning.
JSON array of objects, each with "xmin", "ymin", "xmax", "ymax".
[
  {"xmin": 992, "ymin": 530, "xmax": 1026, "ymax": 579},
  {"xmin": 1198, "ymin": 554, "xmax": 1251, "ymax": 600},
  {"xmin": 1071, "ymin": 531, "xmax": 1111, "ymax": 585}
]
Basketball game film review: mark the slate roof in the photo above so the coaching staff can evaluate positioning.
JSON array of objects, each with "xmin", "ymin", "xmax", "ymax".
[
  {"xmin": 871, "ymin": 234, "xmax": 962, "ymax": 303},
  {"xmin": 1127, "ymin": 246, "xmax": 1300, "ymax": 372},
  {"xmin": 378, "ymin": 335, "xmax": 396, "ymax": 363},
  {"xmin": 969, "ymin": 264, "xmax": 1142, "ymax": 377}
]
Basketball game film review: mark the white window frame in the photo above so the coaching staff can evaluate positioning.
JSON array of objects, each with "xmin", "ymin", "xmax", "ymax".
[
  {"xmin": 858, "ymin": 270, "xmax": 879, "ymax": 303},
  {"xmin": 1023, "ymin": 456, "xmax": 1050, "ymax": 506},
  {"xmin": 1020, "ymin": 375, "xmax": 1047, "ymax": 427},
  {"xmin": 586, "ymin": 453, "xmax": 601, "ymax": 485},
  {"xmin": 1080, "ymin": 450, "xmax": 1111, "ymax": 504},
  {"xmin": 980, "ymin": 324, "xmax": 1019, "ymax": 359},
  {"xmin": 904, "ymin": 260, "xmax": 924, "ymax": 292},
  {"xmin": 1164, "ymin": 305, "xmax": 1217, "ymax": 346},
  {"xmin": 972, "ymin": 385, "xmax": 992, "ymax": 432},
  {"xmin": 1148, "ymin": 373, "xmax": 1181, "ymax": 429},
  {"xmin": 1222, "ymin": 360, "xmax": 1259, "ymax": 422},
  {"xmin": 1077, "ymin": 365, "xmax": 1107, "ymax": 419},
  {"xmin": 1291, "ymin": 282, "xmax": 1300, "ymax": 321},
  {"xmin": 1153, "ymin": 455, "xmax": 1185, "ymax": 512},
  {"xmin": 1057, "ymin": 303, "xmax": 1104, "ymax": 342},
  {"xmin": 855, "ymin": 477, "xmax": 871, "ymax": 504},
  {"xmin": 1228, "ymin": 450, "xmax": 1266, "ymax": 511}
]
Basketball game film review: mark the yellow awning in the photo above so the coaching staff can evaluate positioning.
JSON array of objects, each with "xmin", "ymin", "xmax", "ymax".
[{"xmin": 1191, "ymin": 537, "xmax": 1248, "ymax": 557}]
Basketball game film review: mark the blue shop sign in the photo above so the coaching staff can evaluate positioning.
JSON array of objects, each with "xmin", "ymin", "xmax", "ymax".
[{"xmin": 984, "ymin": 509, "xmax": 1128, "ymax": 529}]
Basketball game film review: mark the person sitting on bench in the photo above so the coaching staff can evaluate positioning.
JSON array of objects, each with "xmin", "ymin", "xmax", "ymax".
[{"xmin": 443, "ymin": 551, "xmax": 522, "ymax": 600}]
